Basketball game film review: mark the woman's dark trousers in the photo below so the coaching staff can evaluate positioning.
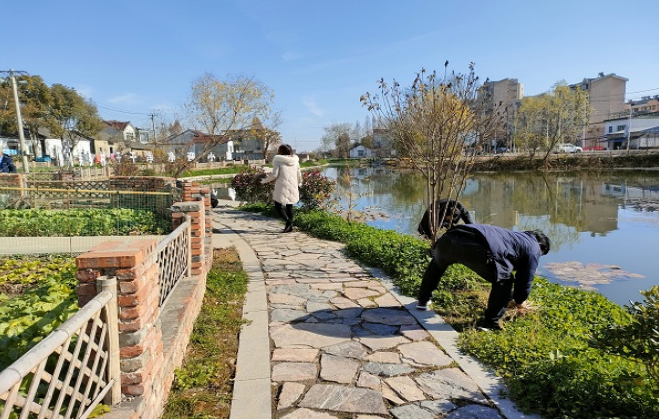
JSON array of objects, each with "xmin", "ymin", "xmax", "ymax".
[{"xmin": 274, "ymin": 201, "xmax": 294, "ymax": 229}]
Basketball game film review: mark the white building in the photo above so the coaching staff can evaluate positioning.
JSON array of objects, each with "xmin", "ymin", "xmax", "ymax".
[
  {"xmin": 603, "ymin": 116, "xmax": 659, "ymax": 150},
  {"xmin": 349, "ymin": 145, "xmax": 373, "ymax": 158}
]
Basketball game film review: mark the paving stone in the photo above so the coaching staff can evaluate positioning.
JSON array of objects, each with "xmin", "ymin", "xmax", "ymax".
[
  {"xmin": 362, "ymin": 322, "xmax": 398, "ymax": 336},
  {"xmin": 382, "ymin": 382, "xmax": 405, "ymax": 405},
  {"xmin": 266, "ymin": 278, "xmax": 297, "ymax": 284},
  {"xmin": 272, "ymin": 362, "xmax": 318, "ymax": 382},
  {"xmin": 363, "ymin": 351, "xmax": 401, "ymax": 364},
  {"xmin": 359, "ymin": 335, "xmax": 409, "ymax": 351},
  {"xmin": 400, "ymin": 325, "xmax": 430, "ymax": 341},
  {"xmin": 343, "ymin": 287, "xmax": 381, "ymax": 300},
  {"xmin": 270, "ymin": 308, "xmax": 310, "ymax": 323},
  {"xmin": 390, "ymin": 404, "xmax": 436, "ymax": 419},
  {"xmin": 314, "ymin": 283, "xmax": 343, "ymax": 290},
  {"xmin": 398, "ymin": 341, "xmax": 453, "ymax": 367},
  {"xmin": 299, "ymin": 384, "xmax": 388, "ymax": 415},
  {"xmin": 384, "ymin": 376, "xmax": 426, "ymax": 402},
  {"xmin": 356, "ymin": 371, "xmax": 381, "ymax": 390},
  {"xmin": 360, "ymin": 308, "xmax": 417, "ymax": 326},
  {"xmin": 280, "ymin": 408, "xmax": 339, "ymax": 419},
  {"xmin": 419, "ymin": 399, "xmax": 458, "ymax": 415},
  {"xmin": 443, "ymin": 404, "xmax": 503, "ymax": 419},
  {"xmin": 271, "ymin": 323, "xmax": 352, "ymax": 349},
  {"xmin": 335, "ymin": 307, "xmax": 364, "ymax": 319},
  {"xmin": 307, "ymin": 301, "xmax": 336, "ymax": 313},
  {"xmin": 415, "ymin": 368, "xmax": 487, "ymax": 403},
  {"xmin": 277, "ymin": 382, "xmax": 306, "ymax": 410},
  {"xmin": 298, "ymin": 277, "xmax": 333, "ymax": 283},
  {"xmin": 357, "ymin": 298, "xmax": 377, "ymax": 308},
  {"xmin": 374, "ymin": 294, "xmax": 401, "ymax": 307},
  {"xmin": 269, "ymin": 293, "xmax": 308, "ymax": 306},
  {"xmin": 356, "ymin": 415, "xmax": 386, "ymax": 419},
  {"xmin": 272, "ymin": 348, "xmax": 319, "ymax": 362},
  {"xmin": 320, "ymin": 354, "xmax": 360, "ymax": 384},
  {"xmin": 310, "ymin": 311, "xmax": 338, "ymax": 321},
  {"xmin": 325, "ymin": 341, "xmax": 368, "ymax": 359},
  {"xmin": 362, "ymin": 362, "xmax": 415, "ymax": 377},
  {"xmin": 270, "ymin": 284, "xmax": 314, "ymax": 298}
]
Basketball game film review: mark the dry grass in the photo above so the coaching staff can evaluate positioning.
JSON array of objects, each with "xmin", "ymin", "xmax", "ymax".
[{"xmin": 162, "ymin": 247, "xmax": 248, "ymax": 419}]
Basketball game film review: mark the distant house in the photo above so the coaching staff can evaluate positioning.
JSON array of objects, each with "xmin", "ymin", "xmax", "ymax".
[
  {"xmin": 349, "ymin": 145, "xmax": 373, "ymax": 158},
  {"xmin": 603, "ymin": 116, "xmax": 659, "ymax": 150},
  {"xmin": 166, "ymin": 118, "xmax": 271, "ymax": 162}
]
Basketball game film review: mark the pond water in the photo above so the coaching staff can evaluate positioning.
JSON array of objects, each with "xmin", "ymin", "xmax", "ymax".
[
  {"xmin": 320, "ymin": 166, "xmax": 659, "ymax": 306},
  {"xmin": 216, "ymin": 166, "xmax": 659, "ymax": 306}
]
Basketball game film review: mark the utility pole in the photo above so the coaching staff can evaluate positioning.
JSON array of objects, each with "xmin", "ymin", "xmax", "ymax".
[
  {"xmin": 4, "ymin": 70, "xmax": 30, "ymax": 173},
  {"xmin": 625, "ymin": 101, "xmax": 633, "ymax": 152},
  {"xmin": 150, "ymin": 113, "xmax": 157, "ymax": 143}
]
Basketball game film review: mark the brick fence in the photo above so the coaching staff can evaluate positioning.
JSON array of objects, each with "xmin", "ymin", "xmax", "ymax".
[{"xmin": 74, "ymin": 179, "xmax": 214, "ymax": 419}]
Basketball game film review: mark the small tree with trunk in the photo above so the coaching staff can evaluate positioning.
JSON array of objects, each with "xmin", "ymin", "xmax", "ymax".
[
  {"xmin": 361, "ymin": 62, "xmax": 499, "ymax": 241},
  {"xmin": 514, "ymin": 82, "xmax": 590, "ymax": 162},
  {"xmin": 181, "ymin": 72, "xmax": 276, "ymax": 177}
]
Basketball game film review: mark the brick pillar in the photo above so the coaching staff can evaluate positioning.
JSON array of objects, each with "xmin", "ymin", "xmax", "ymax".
[
  {"xmin": 75, "ymin": 240, "xmax": 163, "ymax": 401},
  {"xmin": 171, "ymin": 202, "xmax": 205, "ymax": 275},
  {"xmin": 177, "ymin": 180, "xmax": 213, "ymax": 270}
]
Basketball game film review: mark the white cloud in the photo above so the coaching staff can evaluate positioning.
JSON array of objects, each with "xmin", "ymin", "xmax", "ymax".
[
  {"xmin": 109, "ymin": 93, "xmax": 140, "ymax": 106},
  {"xmin": 302, "ymin": 96, "xmax": 324, "ymax": 117}
]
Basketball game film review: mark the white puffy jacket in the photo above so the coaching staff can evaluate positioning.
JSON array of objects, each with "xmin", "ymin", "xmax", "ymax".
[{"xmin": 262, "ymin": 154, "xmax": 302, "ymax": 204}]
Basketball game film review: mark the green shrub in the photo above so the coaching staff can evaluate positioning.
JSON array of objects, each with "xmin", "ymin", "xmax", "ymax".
[
  {"xmin": 595, "ymin": 285, "xmax": 659, "ymax": 396},
  {"xmin": 299, "ymin": 170, "xmax": 335, "ymax": 209},
  {"xmin": 230, "ymin": 167, "xmax": 271, "ymax": 203}
]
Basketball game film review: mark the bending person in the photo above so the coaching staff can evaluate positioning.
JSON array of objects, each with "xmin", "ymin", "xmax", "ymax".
[
  {"xmin": 261, "ymin": 144, "xmax": 302, "ymax": 233},
  {"xmin": 416, "ymin": 224, "xmax": 550, "ymax": 331}
]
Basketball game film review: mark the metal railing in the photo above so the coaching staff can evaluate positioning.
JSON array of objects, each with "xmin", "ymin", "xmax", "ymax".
[
  {"xmin": 156, "ymin": 215, "xmax": 192, "ymax": 307},
  {"xmin": 0, "ymin": 276, "xmax": 120, "ymax": 419}
]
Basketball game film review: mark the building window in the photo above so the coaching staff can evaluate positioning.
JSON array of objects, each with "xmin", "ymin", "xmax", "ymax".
[
  {"xmin": 608, "ymin": 126, "xmax": 613, "ymax": 133},
  {"xmin": 616, "ymin": 125, "xmax": 626, "ymax": 132}
]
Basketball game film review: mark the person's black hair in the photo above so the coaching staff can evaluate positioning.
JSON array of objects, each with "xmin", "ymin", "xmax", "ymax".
[
  {"xmin": 528, "ymin": 230, "xmax": 551, "ymax": 255},
  {"xmin": 278, "ymin": 144, "xmax": 294, "ymax": 156}
]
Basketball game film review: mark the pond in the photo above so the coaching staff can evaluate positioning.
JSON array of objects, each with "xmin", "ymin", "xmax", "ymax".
[
  {"xmin": 215, "ymin": 165, "xmax": 659, "ymax": 306},
  {"xmin": 319, "ymin": 166, "xmax": 659, "ymax": 306}
]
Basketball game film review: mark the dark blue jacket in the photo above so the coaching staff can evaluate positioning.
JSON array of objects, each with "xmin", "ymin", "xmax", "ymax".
[
  {"xmin": 0, "ymin": 154, "xmax": 17, "ymax": 173},
  {"xmin": 453, "ymin": 224, "xmax": 542, "ymax": 304}
]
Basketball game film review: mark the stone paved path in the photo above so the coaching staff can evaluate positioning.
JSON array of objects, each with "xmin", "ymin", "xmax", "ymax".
[{"xmin": 214, "ymin": 206, "xmax": 538, "ymax": 419}]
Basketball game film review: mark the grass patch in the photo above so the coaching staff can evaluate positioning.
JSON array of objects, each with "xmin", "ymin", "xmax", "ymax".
[
  {"xmin": 162, "ymin": 247, "xmax": 248, "ymax": 419},
  {"xmin": 181, "ymin": 166, "xmax": 248, "ymax": 177}
]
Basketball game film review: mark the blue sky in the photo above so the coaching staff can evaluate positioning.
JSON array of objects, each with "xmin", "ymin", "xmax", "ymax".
[{"xmin": 2, "ymin": 0, "xmax": 658, "ymax": 152}]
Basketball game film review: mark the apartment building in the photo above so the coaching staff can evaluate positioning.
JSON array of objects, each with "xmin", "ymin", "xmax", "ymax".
[
  {"xmin": 569, "ymin": 73, "xmax": 628, "ymax": 148},
  {"xmin": 480, "ymin": 78, "xmax": 524, "ymax": 149}
]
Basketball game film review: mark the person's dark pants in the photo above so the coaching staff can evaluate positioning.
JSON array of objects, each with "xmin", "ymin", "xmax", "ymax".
[
  {"xmin": 417, "ymin": 228, "xmax": 511, "ymax": 326},
  {"xmin": 274, "ymin": 201, "xmax": 294, "ymax": 227}
]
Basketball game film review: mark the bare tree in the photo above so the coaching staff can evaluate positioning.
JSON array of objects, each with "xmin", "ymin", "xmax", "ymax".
[
  {"xmin": 321, "ymin": 122, "xmax": 352, "ymax": 157},
  {"xmin": 361, "ymin": 63, "xmax": 499, "ymax": 241},
  {"xmin": 182, "ymin": 72, "xmax": 275, "ymax": 176}
]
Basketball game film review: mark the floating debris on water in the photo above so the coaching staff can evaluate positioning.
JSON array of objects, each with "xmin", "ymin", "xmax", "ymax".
[{"xmin": 544, "ymin": 261, "xmax": 645, "ymax": 290}]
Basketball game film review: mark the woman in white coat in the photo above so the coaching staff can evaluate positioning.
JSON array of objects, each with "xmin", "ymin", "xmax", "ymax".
[{"xmin": 261, "ymin": 144, "xmax": 302, "ymax": 232}]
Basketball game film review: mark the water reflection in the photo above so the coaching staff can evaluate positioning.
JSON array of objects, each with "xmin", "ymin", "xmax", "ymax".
[{"xmin": 321, "ymin": 166, "xmax": 659, "ymax": 305}]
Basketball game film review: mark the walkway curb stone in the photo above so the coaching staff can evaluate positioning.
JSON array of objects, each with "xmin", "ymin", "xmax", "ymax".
[{"xmin": 215, "ymin": 203, "xmax": 540, "ymax": 419}]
